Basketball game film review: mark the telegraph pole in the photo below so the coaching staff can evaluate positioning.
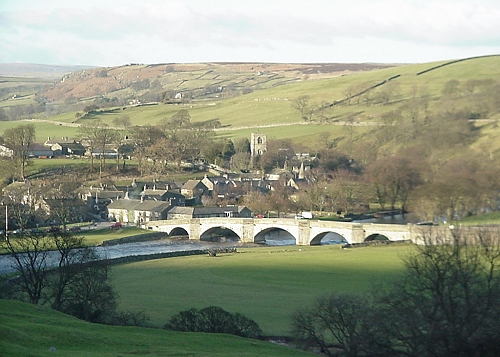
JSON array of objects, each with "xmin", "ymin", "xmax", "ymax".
[{"xmin": 3, "ymin": 204, "xmax": 7, "ymax": 241}]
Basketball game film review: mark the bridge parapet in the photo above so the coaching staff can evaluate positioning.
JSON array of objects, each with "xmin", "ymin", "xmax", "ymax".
[{"xmin": 144, "ymin": 218, "xmax": 416, "ymax": 245}]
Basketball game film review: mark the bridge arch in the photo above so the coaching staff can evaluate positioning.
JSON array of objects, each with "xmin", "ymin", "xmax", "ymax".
[
  {"xmin": 364, "ymin": 233, "xmax": 390, "ymax": 242},
  {"xmin": 169, "ymin": 227, "xmax": 189, "ymax": 237},
  {"xmin": 200, "ymin": 226, "xmax": 240, "ymax": 242},
  {"xmin": 254, "ymin": 227, "xmax": 296, "ymax": 245},
  {"xmin": 310, "ymin": 231, "xmax": 348, "ymax": 245}
]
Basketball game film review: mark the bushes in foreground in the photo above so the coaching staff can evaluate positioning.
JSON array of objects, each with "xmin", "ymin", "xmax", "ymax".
[
  {"xmin": 291, "ymin": 227, "xmax": 500, "ymax": 357},
  {"xmin": 165, "ymin": 306, "xmax": 262, "ymax": 339}
]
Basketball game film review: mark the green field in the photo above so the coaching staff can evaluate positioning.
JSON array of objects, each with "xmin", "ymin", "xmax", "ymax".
[
  {"xmin": 111, "ymin": 244, "xmax": 411, "ymax": 335},
  {"xmin": 0, "ymin": 227, "xmax": 160, "ymax": 254},
  {"xmin": 1, "ymin": 244, "xmax": 411, "ymax": 356},
  {"xmin": 81, "ymin": 226, "xmax": 161, "ymax": 246},
  {"xmin": 0, "ymin": 299, "xmax": 314, "ymax": 357}
]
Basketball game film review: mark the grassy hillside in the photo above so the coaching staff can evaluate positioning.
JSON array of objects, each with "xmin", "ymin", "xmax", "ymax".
[
  {"xmin": 111, "ymin": 244, "xmax": 410, "ymax": 336},
  {"xmin": 2, "ymin": 56, "xmax": 500, "ymax": 150},
  {"xmin": 68, "ymin": 56, "xmax": 500, "ymax": 126},
  {"xmin": 39, "ymin": 62, "xmax": 393, "ymax": 102},
  {"xmin": 0, "ymin": 76, "xmax": 52, "ymax": 110},
  {"xmin": 0, "ymin": 299, "xmax": 314, "ymax": 357}
]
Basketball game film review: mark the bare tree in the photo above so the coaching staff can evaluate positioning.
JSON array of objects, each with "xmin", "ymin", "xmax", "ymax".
[
  {"xmin": 45, "ymin": 181, "xmax": 86, "ymax": 231},
  {"xmin": 365, "ymin": 154, "xmax": 422, "ymax": 213},
  {"xmin": 1, "ymin": 223, "xmax": 118, "ymax": 324},
  {"xmin": 77, "ymin": 122, "xmax": 100, "ymax": 174},
  {"xmin": 292, "ymin": 95, "xmax": 314, "ymax": 122},
  {"xmin": 2, "ymin": 232, "xmax": 52, "ymax": 304},
  {"xmin": 112, "ymin": 114, "xmax": 131, "ymax": 128},
  {"xmin": 3, "ymin": 124, "xmax": 35, "ymax": 180},
  {"xmin": 77, "ymin": 120, "xmax": 119, "ymax": 179},
  {"xmin": 95, "ymin": 123, "xmax": 119, "ymax": 180},
  {"xmin": 291, "ymin": 294, "xmax": 370, "ymax": 357},
  {"xmin": 58, "ymin": 252, "xmax": 117, "ymax": 323},
  {"xmin": 292, "ymin": 227, "xmax": 500, "ymax": 357},
  {"xmin": 130, "ymin": 125, "xmax": 165, "ymax": 176},
  {"xmin": 49, "ymin": 232, "xmax": 86, "ymax": 311}
]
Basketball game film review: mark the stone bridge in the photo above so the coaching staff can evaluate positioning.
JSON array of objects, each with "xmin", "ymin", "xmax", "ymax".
[{"xmin": 143, "ymin": 218, "xmax": 423, "ymax": 245}]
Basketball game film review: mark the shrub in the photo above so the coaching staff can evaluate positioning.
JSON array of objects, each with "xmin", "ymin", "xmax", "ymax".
[{"xmin": 165, "ymin": 306, "xmax": 262, "ymax": 339}]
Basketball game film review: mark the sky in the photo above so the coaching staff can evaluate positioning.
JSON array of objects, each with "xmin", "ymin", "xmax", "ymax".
[{"xmin": 1, "ymin": 0, "xmax": 500, "ymax": 67}]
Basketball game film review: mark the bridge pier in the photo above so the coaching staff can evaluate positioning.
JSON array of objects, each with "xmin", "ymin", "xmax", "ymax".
[
  {"xmin": 297, "ymin": 220, "xmax": 312, "ymax": 245},
  {"xmin": 350, "ymin": 224, "xmax": 366, "ymax": 244},
  {"xmin": 189, "ymin": 218, "xmax": 200, "ymax": 240},
  {"xmin": 241, "ymin": 219, "xmax": 255, "ymax": 243}
]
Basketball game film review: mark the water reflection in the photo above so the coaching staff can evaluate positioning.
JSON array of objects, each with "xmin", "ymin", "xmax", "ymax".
[{"xmin": 354, "ymin": 213, "xmax": 420, "ymax": 224}]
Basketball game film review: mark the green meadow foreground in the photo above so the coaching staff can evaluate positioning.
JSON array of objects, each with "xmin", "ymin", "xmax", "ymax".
[
  {"xmin": 0, "ymin": 299, "xmax": 315, "ymax": 357},
  {"xmin": 0, "ymin": 244, "xmax": 409, "ymax": 356},
  {"xmin": 111, "ymin": 244, "xmax": 410, "ymax": 335}
]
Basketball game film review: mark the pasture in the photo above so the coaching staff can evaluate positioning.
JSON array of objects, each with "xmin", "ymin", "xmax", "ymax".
[
  {"xmin": 111, "ymin": 244, "xmax": 411, "ymax": 336},
  {"xmin": 81, "ymin": 226, "xmax": 160, "ymax": 246},
  {"xmin": 2, "ymin": 56, "xmax": 500, "ymax": 150},
  {"xmin": 0, "ymin": 299, "xmax": 315, "ymax": 357}
]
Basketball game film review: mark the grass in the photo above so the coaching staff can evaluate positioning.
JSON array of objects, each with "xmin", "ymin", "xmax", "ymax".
[
  {"xmin": 0, "ymin": 227, "xmax": 156, "ymax": 254},
  {"xmin": 82, "ymin": 226, "xmax": 157, "ymax": 246},
  {"xmin": 0, "ymin": 120, "xmax": 79, "ymax": 143},
  {"xmin": 452, "ymin": 211, "xmax": 500, "ymax": 225},
  {"xmin": 111, "ymin": 244, "xmax": 411, "ymax": 336},
  {"xmin": 0, "ymin": 299, "xmax": 315, "ymax": 357}
]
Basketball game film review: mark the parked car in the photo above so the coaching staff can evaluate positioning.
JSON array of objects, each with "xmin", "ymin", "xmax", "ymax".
[
  {"xmin": 46, "ymin": 226, "xmax": 61, "ymax": 233},
  {"xmin": 109, "ymin": 222, "xmax": 122, "ymax": 229},
  {"xmin": 29, "ymin": 228, "xmax": 45, "ymax": 234},
  {"xmin": 68, "ymin": 226, "xmax": 81, "ymax": 232}
]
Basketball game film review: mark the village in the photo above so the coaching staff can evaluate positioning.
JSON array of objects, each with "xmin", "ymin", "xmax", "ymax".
[{"xmin": 0, "ymin": 132, "xmax": 323, "ymax": 232}]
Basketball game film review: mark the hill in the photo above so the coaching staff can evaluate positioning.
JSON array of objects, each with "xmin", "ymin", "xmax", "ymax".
[
  {"xmin": 26, "ymin": 55, "xmax": 500, "ymax": 148},
  {"xmin": 0, "ymin": 63, "xmax": 95, "ymax": 79},
  {"xmin": 1, "ymin": 56, "xmax": 499, "ymax": 151},
  {"xmin": 39, "ymin": 62, "xmax": 395, "ymax": 102},
  {"xmin": 0, "ymin": 299, "xmax": 313, "ymax": 357}
]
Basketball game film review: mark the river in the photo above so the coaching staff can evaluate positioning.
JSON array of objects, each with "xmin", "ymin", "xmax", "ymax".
[
  {"xmin": 1, "ymin": 216, "xmax": 412, "ymax": 275},
  {"xmin": 0, "ymin": 236, "xmax": 323, "ymax": 275}
]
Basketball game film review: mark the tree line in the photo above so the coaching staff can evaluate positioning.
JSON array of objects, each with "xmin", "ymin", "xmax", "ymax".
[
  {"xmin": 2, "ymin": 85, "xmax": 500, "ymax": 223},
  {"xmin": 0, "ymin": 230, "xmax": 137, "ymax": 325}
]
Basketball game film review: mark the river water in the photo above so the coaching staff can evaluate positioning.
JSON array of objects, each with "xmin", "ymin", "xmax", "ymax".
[
  {"xmin": 1, "ymin": 236, "xmax": 325, "ymax": 275},
  {"xmin": 0, "ymin": 238, "xmax": 252, "ymax": 275}
]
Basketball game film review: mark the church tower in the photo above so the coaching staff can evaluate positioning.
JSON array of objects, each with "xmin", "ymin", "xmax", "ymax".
[{"xmin": 250, "ymin": 133, "xmax": 267, "ymax": 157}]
